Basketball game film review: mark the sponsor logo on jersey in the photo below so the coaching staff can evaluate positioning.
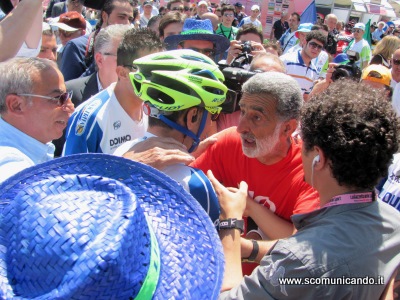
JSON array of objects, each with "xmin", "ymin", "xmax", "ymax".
[
  {"xmin": 110, "ymin": 135, "xmax": 131, "ymax": 147},
  {"xmin": 113, "ymin": 120, "xmax": 121, "ymax": 130},
  {"xmin": 75, "ymin": 99, "xmax": 102, "ymax": 136}
]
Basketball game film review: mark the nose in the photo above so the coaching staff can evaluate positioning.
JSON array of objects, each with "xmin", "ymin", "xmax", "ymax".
[
  {"xmin": 236, "ymin": 113, "xmax": 248, "ymax": 134},
  {"xmin": 62, "ymin": 97, "xmax": 75, "ymax": 114}
]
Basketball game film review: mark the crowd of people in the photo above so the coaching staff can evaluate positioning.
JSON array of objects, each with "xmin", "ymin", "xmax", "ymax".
[{"xmin": 0, "ymin": 0, "xmax": 399, "ymax": 298}]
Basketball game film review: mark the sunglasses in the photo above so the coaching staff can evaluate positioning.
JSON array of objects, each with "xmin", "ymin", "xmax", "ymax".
[
  {"xmin": 352, "ymin": 29, "xmax": 363, "ymax": 33},
  {"xmin": 17, "ymin": 91, "xmax": 73, "ymax": 106},
  {"xmin": 58, "ymin": 29, "xmax": 79, "ymax": 37},
  {"xmin": 172, "ymin": 7, "xmax": 184, "ymax": 12},
  {"xmin": 186, "ymin": 47, "xmax": 215, "ymax": 57},
  {"xmin": 308, "ymin": 41, "xmax": 323, "ymax": 50},
  {"xmin": 392, "ymin": 58, "xmax": 400, "ymax": 66},
  {"xmin": 223, "ymin": 13, "xmax": 234, "ymax": 17}
]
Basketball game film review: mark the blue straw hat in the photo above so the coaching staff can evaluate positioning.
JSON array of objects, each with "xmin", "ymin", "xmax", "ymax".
[
  {"xmin": 0, "ymin": 154, "xmax": 224, "ymax": 299},
  {"xmin": 164, "ymin": 19, "xmax": 230, "ymax": 55}
]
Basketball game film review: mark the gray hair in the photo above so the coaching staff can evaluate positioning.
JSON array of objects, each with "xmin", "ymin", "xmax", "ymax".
[
  {"xmin": 0, "ymin": 58, "xmax": 57, "ymax": 113},
  {"xmin": 94, "ymin": 24, "xmax": 132, "ymax": 54},
  {"xmin": 242, "ymin": 72, "xmax": 303, "ymax": 121}
]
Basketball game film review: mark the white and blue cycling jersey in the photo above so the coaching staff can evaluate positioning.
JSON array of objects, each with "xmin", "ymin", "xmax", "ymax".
[
  {"xmin": 378, "ymin": 153, "xmax": 400, "ymax": 212},
  {"xmin": 114, "ymin": 133, "xmax": 220, "ymax": 223},
  {"xmin": 63, "ymin": 83, "xmax": 148, "ymax": 155}
]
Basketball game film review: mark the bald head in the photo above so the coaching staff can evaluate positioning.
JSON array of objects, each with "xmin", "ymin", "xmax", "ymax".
[
  {"xmin": 201, "ymin": 12, "xmax": 219, "ymax": 31},
  {"xmin": 250, "ymin": 53, "xmax": 286, "ymax": 73}
]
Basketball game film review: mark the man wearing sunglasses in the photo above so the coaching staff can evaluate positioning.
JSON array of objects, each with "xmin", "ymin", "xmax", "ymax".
[
  {"xmin": 164, "ymin": 18, "xmax": 230, "ymax": 62},
  {"xmin": 166, "ymin": 0, "xmax": 183, "ymax": 13},
  {"xmin": 343, "ymin": 22, "xmax": 371, "ymax": 70},
  {"xmin": 0, "ymin": 57, "xmax": 74, "ymax": 183},
  {"xmin": 280, "ymin": 30, "xmax": 327, "ymax": 100}
]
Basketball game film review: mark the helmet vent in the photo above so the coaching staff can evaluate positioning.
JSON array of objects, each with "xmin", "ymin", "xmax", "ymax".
[
  {"xmin": 148, "ymin": 87, "xmax": 175, "ymax": 104},
  {"xmin": 203, "ymin": 86, "xmax": 225, "ymax": 95}
]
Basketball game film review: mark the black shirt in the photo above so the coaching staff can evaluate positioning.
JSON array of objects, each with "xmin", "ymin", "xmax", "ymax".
[{"xmin": 272, "ymin": 19, "xmax": 289, "ymax": 40}]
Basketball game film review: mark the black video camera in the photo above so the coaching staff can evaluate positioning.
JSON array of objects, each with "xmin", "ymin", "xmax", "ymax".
[
  {"xmin": 331, "ymin": 50, "xmax": 362, "ymax": 81},
  {"xmin": 219, "ymin": 41, "xmax": 257, "ymax": 114}
]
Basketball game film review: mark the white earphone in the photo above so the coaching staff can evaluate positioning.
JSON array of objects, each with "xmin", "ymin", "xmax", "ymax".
[
  {"xmin": 311, "ymin": 155, "xmax": 320, "ymax": 189},
  {"xmin": 312, "ymin": 155, "xmax": 320, "ymax": 168}
]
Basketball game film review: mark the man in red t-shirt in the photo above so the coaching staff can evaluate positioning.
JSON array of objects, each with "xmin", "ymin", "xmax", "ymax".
[{"xmin": 191, "ymin": 72, "xmax": 319, "ymax": 271}]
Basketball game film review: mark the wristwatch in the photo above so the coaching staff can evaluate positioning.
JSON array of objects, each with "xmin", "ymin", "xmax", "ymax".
[
  {"xmin": 218, "ymin": 218, "xmax": 244, "ymax": 234},
  {"xmin": 242, "ymin": 239, "xmax": 259, "ymax": 262}
]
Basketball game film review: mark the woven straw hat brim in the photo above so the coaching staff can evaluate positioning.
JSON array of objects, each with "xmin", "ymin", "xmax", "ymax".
[
  {"xmin": 0, "ymin": 154, "xmax": 224, "ymax": 299},
  {"xmin": 164, "ymin": 33, "xmax": 230, "ymax": 55}
]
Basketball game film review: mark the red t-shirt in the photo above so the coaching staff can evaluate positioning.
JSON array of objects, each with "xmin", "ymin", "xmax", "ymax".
[{"xmin": 191, "ymin": 127, "xmax": 319, "ymax": 222}]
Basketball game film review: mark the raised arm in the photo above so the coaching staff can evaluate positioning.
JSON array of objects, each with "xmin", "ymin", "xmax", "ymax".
[{"xmin": 0, "ymin": 0, "xmax": 43, "ymax": 61}]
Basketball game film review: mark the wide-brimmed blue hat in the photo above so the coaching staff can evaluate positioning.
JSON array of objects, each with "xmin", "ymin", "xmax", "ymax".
[
  {"xmin": 164, "ymin": 18, "xmax": 230, "ymax": 55},
  {"xmin": 0, "ymin": 154, "xmax": 224, "ymax": 299}
]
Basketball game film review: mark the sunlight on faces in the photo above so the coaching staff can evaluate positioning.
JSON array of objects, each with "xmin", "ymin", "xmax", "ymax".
[
  {"xmin": 325, "ymin": 17, "xmax": 337, "ymax": 32},
  {"xmin": 197, "ymin": 4, "xmax": 208, "ymax": 16},
  {"xmin": 38, "ymin": 35, "xmax": 57, "ymax": 62},
  {"xmin": 239, "ymin": 32, "xmax": 262, "ymax": 44},
  {"xmin": 104, "ymin": 1, "xmax": 134, "ymax": 26},
  {"xmin": 237, "ymin": 93, "xmax": 283, "ymax": 160},
  {"xmin": 241, "ymin": 122, "xmax": 282, "ymax": 159},
  {"xmin": 163, "ymin": 22, "xmax": 183, "ymax": 39},
  {"xmin": 23, "ymin": 68, "xmax": 73, "ymax": 143}
]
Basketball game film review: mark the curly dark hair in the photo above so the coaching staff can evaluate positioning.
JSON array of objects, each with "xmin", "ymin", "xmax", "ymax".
[
  {"xmin": 301, "ymin": 79, "xmax": 400, "ymax": 190},
  {"xmin": 305, "ymin": 30, "xmax": 327, "ymax": 46}
]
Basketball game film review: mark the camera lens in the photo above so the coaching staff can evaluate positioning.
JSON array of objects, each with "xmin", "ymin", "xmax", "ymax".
[{"xmin": 332, "ymin": 66, "xmax": 353, "ymax": 81}]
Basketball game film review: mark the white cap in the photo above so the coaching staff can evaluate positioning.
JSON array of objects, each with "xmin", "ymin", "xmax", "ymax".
[
  {"xmin": 354, "ymin": 23, "xmax": 365, "ymax": 31},
  {"xmin": 42, "ymin": 22, "xmax": 51, "ymax": 32},
  {"xmin": 198, "ymin": 0, "xmax": 208, "ymax": 7},
  {"xmin": 251, "ymin": 4, "xmax": 260, "ymax": 11}
]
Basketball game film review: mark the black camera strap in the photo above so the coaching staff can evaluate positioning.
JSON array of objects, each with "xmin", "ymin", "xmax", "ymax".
[{"xmin": 282, "ymin": 32, "xmax": 295, "ymax": 53}]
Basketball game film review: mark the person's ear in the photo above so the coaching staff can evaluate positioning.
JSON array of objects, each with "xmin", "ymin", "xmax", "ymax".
[
  {"xmin": 101, "ymin": 11, "xmax": 108, "ymax": 25},
  {"xmin": 116, "ymin": 65, "xmax": 130, "ymax": 80},
  {"xmin": 94, "ymin": 52, "xmax": 103, "ymax": 69},
  {"xmin": 281, "ymin": 119, "xmax": 298, "ymax": 138},
  {"xmin": 5, "ymin": 94, "xmax": 26, "ymax": 115},
  {"xmin": 186, "ymin": 107, "xmax": 200, "ymax": 130},
  {"xmin": 311, "ymin": 146, "xmax": 326, "ymax": 171}
]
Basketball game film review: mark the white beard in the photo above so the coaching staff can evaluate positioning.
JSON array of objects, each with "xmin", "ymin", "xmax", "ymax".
[{"xmin": 241, "ymin": 123, "xmax": 281, "ymax": 159}]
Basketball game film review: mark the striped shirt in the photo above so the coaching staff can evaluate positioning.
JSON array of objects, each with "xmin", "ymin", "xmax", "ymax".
[{"xmin": 280, "ymin": 49, "xmax": 319, "ymax": 95}]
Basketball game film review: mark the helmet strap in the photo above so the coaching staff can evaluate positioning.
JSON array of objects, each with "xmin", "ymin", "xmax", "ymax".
[{"xmin": 158, "ymin": 110, "xmax": 209, "ymax": 153}]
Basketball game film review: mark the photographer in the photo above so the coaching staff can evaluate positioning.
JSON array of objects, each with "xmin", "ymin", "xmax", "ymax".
[
  {"xmin": 225, "ymin": 24, "xmax": 266, "ymax": 66},
  {"xmin": 217, "ymin": 53, "xmax": 285, "ymax": 131},
  {"xmin": 309, "ymin": 51, "xmax": 362, "ymax": 98},
  {"xmin": 343, "ymin": 23, "xmax": 371, "ymax": 70}
]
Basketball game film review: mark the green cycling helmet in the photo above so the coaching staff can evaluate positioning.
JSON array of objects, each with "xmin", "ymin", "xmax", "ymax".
[{"xmin": 129, "ymin": 49, "xmax": 228, "ymax": 115}]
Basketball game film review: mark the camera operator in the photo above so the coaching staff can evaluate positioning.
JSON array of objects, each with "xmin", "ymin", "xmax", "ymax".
[
  {"xmin": 225, "ymin": 24, "xmax": 266, "ymax": 66},
  {"xmin": 217, "ymin": 53, "xmax": 285, "ymax": 131},
  {"xmin": 309, "ymin": 51, "xmax": 362, "ymax": 98},
  {"xmin": 343, "ymin": 23, "xmax": 371, "ymax": 70}
]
